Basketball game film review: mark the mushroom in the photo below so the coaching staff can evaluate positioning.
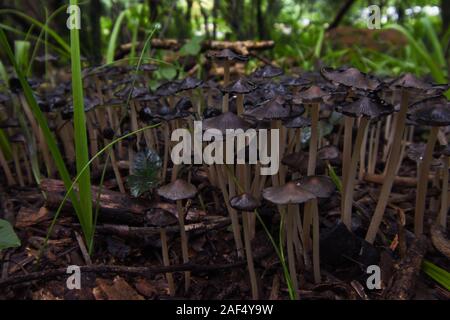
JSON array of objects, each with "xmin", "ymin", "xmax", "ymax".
[
  {"xmin": 338, "ymin": 93, "xmax": 394, "ymax": 228},
  {"xmin": 206, "ymin": 49, "xmax": 248, "ymax": 113},
  {"xmin": 157, "ymin": 179, "xmax": 197, "ymax": 292},
  {"xmin": 222, "ymin": 78, "xmax": 256, "ymax": 116},
  {"xmin": 297, "ymin": 175, "xmax": 336, "ymax": 283},
  {"xmin": 262, "ymin": 181, "xmax": 316, "ymax": 297},
  {"xmin": 365, "ymin": 74, "xmax": 448, "ymax": 243},
  {"xmin": 102, "ymin": 127, "xmax": 126, "ymax": 193},
  {"xmin": 407, "ymin": 96, "xmax": 450, "ymax": 235},
  {"xmin": 147, "ymin": 209, "xmax": 178, "ymax": 296},
  {"xmin": 229, "ymin": 193, "xmax": 260, "ymax": 299}
]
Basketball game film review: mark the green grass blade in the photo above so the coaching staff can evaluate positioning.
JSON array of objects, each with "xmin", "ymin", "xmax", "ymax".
[
  {"xmin": 106, "ymin": 10, "xmax": 127, "ymax": 64},
  {"xmin": 422, "ymin": 260, "xmax": 450, "ymax": 291},
  {"xmin": 0, "ymin": 29, "xmax": 81, "ymax": 214},
  {"xmin": 421, "ymin": 17, "xmax": 445, "ymax": 69},
  {"xmin": 70, "ymin": 0, "xmax": 93, "ymax": 244}
]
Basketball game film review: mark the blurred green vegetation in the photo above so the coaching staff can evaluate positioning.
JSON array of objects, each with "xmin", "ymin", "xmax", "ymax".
[{"xmin": 1, "ymin": 0, "xmax": 449, "ymax": 82}]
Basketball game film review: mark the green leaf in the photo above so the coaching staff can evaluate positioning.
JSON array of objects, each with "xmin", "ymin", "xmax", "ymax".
[
  {"xmin": 127, "ymin": 149, "xmax": 162, "ymax": 197},
  {"xmin": 422, "ymin": 260, "xmax": 450, "ymax": 291},
  {"xmin": 180, "ymin": 36, "xmax": 203, "ymax": 56},
  {"xmin": 0, "ymin": 219, "xmax": 21, "ymax": 251},
  {"xmin": 160, "ymin": 65, "xmax": 177, "ymax": 80},
  {"xmin": 14, "ymin": 40, "xmax": 31, "ymax": 72}
]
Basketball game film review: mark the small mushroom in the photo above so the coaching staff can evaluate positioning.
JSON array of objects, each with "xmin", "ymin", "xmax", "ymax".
[
  {"xmin": 157, "ymin": 179, "xmax": 197, "ymax": 292},
  {"xmin": 229, "ymin": 193, "xmax": 260, "ymax": 299},
  {"xmin": 222, "ymin": 78, "xmax": 256, "ymax": 116}
]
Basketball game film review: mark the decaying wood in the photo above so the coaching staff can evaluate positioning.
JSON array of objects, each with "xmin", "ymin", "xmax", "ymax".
[
  {"xmin": 385, "ymin": 236, "xmax": 428, "ymax": 300},
  {"xmin": 40, "ymin": 179, "xmax": 149, "ymax": 225},
  {"xmin": 364, "ymin": 173, "xmax": 434, "ymax": 187},
  {"xmin": 117, "ymin": 39, "xmax": 275, "ymax": 58},
  {"xmin": 94, "ymin": 216, "xmax": 230, "ymax": 237},
  {"xmin": 430, "ymin": 223, "xmax": 450, "ymax": 259}
]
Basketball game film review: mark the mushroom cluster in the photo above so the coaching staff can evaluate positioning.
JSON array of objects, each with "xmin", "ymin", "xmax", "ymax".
[{"xmin": 1, "ymin": 49, "xmax": 449, "ymax": 298}]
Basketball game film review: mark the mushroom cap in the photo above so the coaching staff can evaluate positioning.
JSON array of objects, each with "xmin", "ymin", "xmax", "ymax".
[
  {"xmin": 279, "ymin": 75, "xmax": 311, "ymax": 87},
  {"xmin": 297, "ymin": 175, "xmax": 336, "ymax": 198},
  {"xmin": 229, "ymin": 193, "xmax": 260, "ymax": 211},
  {"xmin": 157, "ymin": 179, "xmax": 197, "ymax": 201},
  {"xmin": 408, "ymin": 96, "xmax": 450, "ymax": 126},
  {"xmin": 293, "ymin": 85, "xmax": 329, "ymax": 104},
  {"xmin": 389, "ymin": 73, "xmax": 449, "ymax": 94},
  {"xmin": 282, "ymin": 115, "xmax": 311, "ymax": 128},
  {"xmin": 222, "ymin": 78, "xmax": 256, "ymax": 94},
  {"xmin": 179, "ymin": 77, "xmax": 203, "ymax": 91},
  {"xmin": 206, "ymin": 48, "xmax": 249, "ymax": 62},
  {"xmin": 406, "ymin": 143, "xmax": 442, "ymax": 165},
  {"xmin": 321, "ymin": 67, "xmax": 381, "ymax": 91},
  {"xmin": 155, "ymin": 81, "xmax": 181, "ymax": 96},
  {"xmin": 114, "ymin": 86, "xmax": 148, "ymax": 99},
  {"xmin": 262, "ymin": 181, "xmax": 316, "ymax": 205},
  {"xmin": 336, "ymin": 94, "xmax": 394, "ymax": 119},
  {"xmin": 281, "ymin": 152, "xmax": 308, "ymax": 171},
  {"xmin": 202, "ymin": 111, "xmax": 251, "ymax": 134},
  {"xmin": 147, "ymin": 209, "xmax": 178, "ymax": 227},
  {"xmin": 317, "ymin": 145, "xmax": 340, "ymax": 160},
  {"xmin": 243, "ymin": 96, "xmax": 290, "ymax": 120},
  {"xmin": 252, "ymin": 65, "xmax": 283, "ymax": 78}
]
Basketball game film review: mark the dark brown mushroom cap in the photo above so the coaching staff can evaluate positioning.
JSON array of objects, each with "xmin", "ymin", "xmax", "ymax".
[
  {"xmin": 408, "ymin": 96, "xmax": 450, "ymax": 126},
  {"xmin": 281, "ymin": 152, "xmax": 308, "ymax": 171},
  {"xmin": 317, "ymin": 145, "xmax": 340, "ymax": 161},
  {"xmin": 262, "ymin": 181, "xmax": 316, "ymax": 205},
  {"xmin": 280, "ymin": 75, "xmax": 311, "ymax": 87},
  {"xmin": 252, "ymin": 65, "xmax": 283, "ymax": 78},
  {"xmin": 243, "ymin": 96, "xmax": 290, "ymax": 120},
  {"xmin": 114, "ymin": 86, "xmax": 148, "ymax": 99},
  {"xmin": 147, "ymin": 209, "xmax": 178, "ymax": 227},
  {"xmin": 337, "ymin": 94, "xmax": 394, "ymax": 119},
  {"xmin": 389, "ymin": 73, "xmax": 449, "ymax": 94},
  {"xmin": 282, "ymin": 116, "xmax": 311, "ymax": 128},
  {"xmin": 222, "ymin": 78, "xmax": 256, "ymax": 94},
  {"xmin": 206, "ymin": 48, "xmax": 248, "ymax": 62},
  {"xmin": 230, "ymin": 193, "xmax": 260, "ymax": 211},
  {"xmin": 179, "ymin": 77, "xmax": 203, "ymax": 91},
  {"xmin": 406, "ymin": 143, "xmax": 441, "ymax": 166},
  {"xmin": 321, "ymin": 67, "xmax": 381, "ymax": 91},
  {"xmin": 297, "ymin": 175, "xmax": 336, "ymax": 198},
  {"xmin": 202, "ymin": 111, "xmax": 251, "ymax": 134},
  {"xmin": 155, "ymin": 81, "xmax": 181, "ymax": 96},
  {"xmin": 157, "ymin": 179, "xmax": 197, "ymax": 201},
  {"xmin": 293, "ymin": 85, "xmax": 330, "ymax": 104}
]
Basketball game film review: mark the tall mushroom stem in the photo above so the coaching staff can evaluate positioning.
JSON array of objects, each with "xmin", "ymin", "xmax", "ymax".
[
  {"xmin": 160, "ymin": 229, "xmax": 175, "ymax": 296},
  {"xmin": 0, "ymin": 148, "xmax": 15, "ymax": 185},
  {"xmin": 222, "ymin": 61, "xmax": 231, "ymax": 113},
  {"xmin": 312, "ymin": 200, "xmax": 321, "ymax": 283},
  {"xmin": 414, "ymin": 126, "xmax": 439, "ymax": 236},
  {"xmin": 287, "ymin": 204, "xmax": 299, "ymax": 296},
  {"xmin": 242, "ymin": 211, "xmax": 259, "ymax": 299},
  {"xmin": 439, "ymin": 156, "xmax": 449, "ymax": 228},
  {"xmin": 342, "ymin": 116, "xmax": 370, "ymax": 228},
  {"xmin": 176, "ymin": 199, "xmax": 191, "ymax": 292},
  {"xmin": 236, "ymin": 93, "xmax": 244, "ymax": 116},
  {"xmin": 105, "ymin": 138, "xmax": 126, "ymax": 193},
  {"xmin": 341, "ymin": 116, "xmax": 353, "ymax": 213},
  {"xmin": 365, "ymin": 90, "xmax": 409, "ymax": 243}
]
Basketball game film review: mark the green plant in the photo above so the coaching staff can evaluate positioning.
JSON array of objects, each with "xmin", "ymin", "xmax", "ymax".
[
  {"xmin": 127, "ymin": 149, "xmax": 162, "ymax": 197},
  {"xmin": 422, "ymin": 260, "xmax": 450, "ymax": 291},
  {"xmin": 0, "ymin": 219, "xmax": 21, "ymax": 251}
]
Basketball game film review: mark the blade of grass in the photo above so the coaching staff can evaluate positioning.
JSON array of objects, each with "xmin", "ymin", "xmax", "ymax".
[
  {"xmin": 70, "ymin": 0, "xmax": 93, "ymax": 244},
  {"xmin": 422, "ymin": 260, "xmax": 450, "ymax": 291},
  {"xmin": 106, "ymin": 10, "xmax": 127, "ymax": 64}
]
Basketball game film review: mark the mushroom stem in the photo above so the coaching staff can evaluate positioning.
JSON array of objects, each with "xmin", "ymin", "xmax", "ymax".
[
  {"xmin": 0, "ymin": 147, "xmax": 15, "ymax": 185},
  {"xmin": 341, "ymin": 116, "xmax": 353, "ymax": 213},
  {"xmin": 307, "ymin": 103, "xmax": 319, "ymax": 176},
  {"xmin": 222, "ymin": 61, "xmax": 230, "ymax": 113},
  {"xmin": 365, "ymin": 90, "xmax": 409, "ymax": 243},
  {"xmin": 105, "ymin": 139, "xmax": 126, "ymax": 193},
  {"xmin": 358, "ymin": 122, "xmax": 369, "ymax": 180},
  {"xmin": 242, "ymin": 211, "xmax": 259, "ymax": 299},
  {"xmin": 439, "ymin": 156, "xmax": 449, "ymax": 228},
  {"xmin": 236, "ymin": 93, "xmax": 244, "ymax": 116},
  {"xmin": 176, "ymin": 199, "xmax": 191, "ymax": 292},
  {"xmin": 287, "ymin": 204, "xmax": 299, "ymax": 296},
  {"xmin": 11, "ymin": 145, "xmax": 24, "ymax": 187},
  {"xmin": 342, "ymin": 116, "xmax": 370, "ymax": 228},
  {"xmin": 414, "ymin": 126, "xmax": 439, "ymax": 236},
  {"xmin": 160, "ymin": 228, "xmax": 175, "ymax": 296},
  {"xmin": 162, "ymin": 123, "xmax": 170, "ymax": 182},
  {"xmin": 130, "ymin": 101, "xmax": 140, "ymax": 149},
  {"xmin": 311, "ymin": 200, "xmax": 321, "ymax": 283}
]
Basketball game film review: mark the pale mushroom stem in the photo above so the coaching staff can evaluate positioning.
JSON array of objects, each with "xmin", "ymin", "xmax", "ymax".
[
  {"xmin": 242, "ymin": 211, "xmax": 259, "ymax": 299},
  {"xmin": 365, "ymin": 90, "xmax": 409, "ymax": 243},
  {"xmin": 312, "ymin": 200, "xmax": 321, "ymax": 283},
  {"xmin": 160, "ymin": 229, "xmax": 175, "ymax": 296},
  {"xmin": 0, "ymin": 148, "xmax": 16, "ymax": 185},
  {"xmin": 105, "ymin": 139, "xmax": 126, "ymax": 193},
  {"xmin": 439, "ymin": 156, "xmax": 449, "ymax": 228},
  {"xmin": 341, "ymin": 116, "xmax": 354, "ymax": 213},
  {"xmin": 130, "ymin": 101, "xmax": 140, "ymax": 149},
  {"xmin": 236, "ymin": 93, "xmax": 244, "ymax": 116},
  {"xmin": 287, "ymin": 204, "xmax": 299, "ymax": 296},
  {"xmin": 222, "ymin": 61, "xmax": 230, "ymax": 113},
  {"xmin": 176, "ymin": 200, "xmax": 191, "ymax": 292},
  {"xmin": 342, "ymin": 116, "xmax": 370, "ymax": 228},
  {"xmin": 414, "ymin": 126, "xmax": 439, "ymax": 236},
  {"xmin": 367, "ymin": 125, "xmax": 375, "ymax": 174},
  {"xmin": 358, "ymin": 122, "xmax": 369, "ymax": 180},
  {"xmin": 162, "ymin": 123, "xmax": 170, "ymax": 182}
]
